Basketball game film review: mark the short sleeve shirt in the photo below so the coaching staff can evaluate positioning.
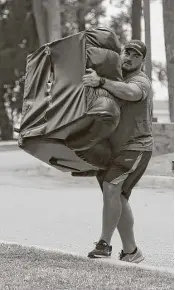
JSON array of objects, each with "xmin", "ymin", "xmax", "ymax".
[{"xmin": 110, "ymin": 70, "xmax": 153, "ymax": 154}]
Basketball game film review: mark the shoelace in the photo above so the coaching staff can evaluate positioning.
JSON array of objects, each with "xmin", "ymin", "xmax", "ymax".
[{"xmin": 94, "ymin": 241, "xmax": 107, "ymax": 250}]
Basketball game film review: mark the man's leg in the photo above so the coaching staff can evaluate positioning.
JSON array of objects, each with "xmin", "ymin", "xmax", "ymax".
[
  {"xmin": 87, "ymin": 167, "xmax": 127, "ymax": 258},
  {"xmin": 100, "ymin": 150, "xmax": 148, "ymax": 246},
  {"xmin": 100, "ymin": 181, "xmax": 124, "ymax": 245},
  {"xmin": 88, "ymin": 179, "xmax": 124, "ymax": 258},
  {"xmin": 117, "ymin": 194, "xmax": 137, "ymax": 253},
  {"xmin": 88, "ymin": 150, "xmax": 149, "ymax": 259},
  {"xmin": 116, "ymin": 151, "xmax": 152, "ymax": 261},
  {"xmin": 117, "ymin": 195, "xmax": 144, "ymax": 263}
]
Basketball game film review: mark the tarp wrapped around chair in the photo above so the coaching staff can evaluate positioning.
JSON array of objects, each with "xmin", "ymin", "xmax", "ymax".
[{"xmin": 18, "ymin": 27, "xmax": 123, "ymax": 173}]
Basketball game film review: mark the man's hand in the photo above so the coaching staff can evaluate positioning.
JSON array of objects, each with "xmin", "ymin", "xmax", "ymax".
[{"xmin": 82, "ymin": 68, "xmax": 100, "ymax": 87}]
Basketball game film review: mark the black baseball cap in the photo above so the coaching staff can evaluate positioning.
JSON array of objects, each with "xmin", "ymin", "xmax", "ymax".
[{"xmin": 124, "ymin": 40, "xmax": 147, "ymax": 58}]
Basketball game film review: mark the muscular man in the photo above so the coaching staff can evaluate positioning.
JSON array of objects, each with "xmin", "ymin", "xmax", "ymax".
[{"xmin": 82, "ymin": 40, "xmax": 153, "ymax": 263}]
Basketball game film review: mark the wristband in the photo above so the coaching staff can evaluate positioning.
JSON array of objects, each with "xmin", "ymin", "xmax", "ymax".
[{"xmin": 99, "ymin": 77, "xmax": 106, "ymax": 87}]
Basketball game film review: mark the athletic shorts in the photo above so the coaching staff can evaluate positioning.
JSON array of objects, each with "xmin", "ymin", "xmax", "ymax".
[{"xmin": 96, "ymin": 150, "xmax": 152, "ymax": 200}]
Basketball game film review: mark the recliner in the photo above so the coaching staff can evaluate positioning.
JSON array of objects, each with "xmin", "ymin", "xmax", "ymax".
[{"xmin": 18, "ymin": 27, "xmax": 123, "ymax": 172}]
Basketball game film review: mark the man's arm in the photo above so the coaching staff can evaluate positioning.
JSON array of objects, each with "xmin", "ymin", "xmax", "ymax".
[
  {"xmin": 82, "ymin": 68, "xmax": 143, "ymax": 102},
  {"xmin": 102, "ymin": 79, "xmax": 143, "ymax": 102}
]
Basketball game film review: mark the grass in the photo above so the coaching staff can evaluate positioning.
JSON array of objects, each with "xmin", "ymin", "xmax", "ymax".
[{"xmin": 0, "ymin": 243, "xmax": 173, "ymax": 290}]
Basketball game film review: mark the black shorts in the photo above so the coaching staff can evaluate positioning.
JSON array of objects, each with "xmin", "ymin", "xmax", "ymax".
[{"xmin": 96, "ymin": 150, "xmax": 152, "ymax": 200}]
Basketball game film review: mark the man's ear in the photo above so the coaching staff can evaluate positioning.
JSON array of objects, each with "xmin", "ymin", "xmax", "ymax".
[{"xmin": 141, "ymin": 59, "xmax": 145, "ymax": 72}]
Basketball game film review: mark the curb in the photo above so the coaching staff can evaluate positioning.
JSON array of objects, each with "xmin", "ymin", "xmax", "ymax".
[{"xmin": 0, "ymin": 141, "xmax": 18, "ymax": 146}]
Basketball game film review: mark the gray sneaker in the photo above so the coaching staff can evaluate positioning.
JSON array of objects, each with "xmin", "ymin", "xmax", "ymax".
[
  {"xmin": 119, "ymin": 248, "xmax": 144, "ymax": 264},
  {"xmin": 88, "ymin": 240, "xmax": 112, "ymax": 258}
]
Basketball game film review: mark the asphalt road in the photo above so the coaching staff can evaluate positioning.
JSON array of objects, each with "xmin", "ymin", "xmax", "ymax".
[{"xmin": 0, "ymin": 149, "xmax": 174, "ymax": 270}]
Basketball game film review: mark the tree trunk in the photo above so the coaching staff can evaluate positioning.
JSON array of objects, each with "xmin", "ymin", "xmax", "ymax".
[
  {"xmin": 131, "ymin": 0, "xmax": 141, "ymax": 40},
  {"xmin": 32, "ymin": 0, "xmax": 61, "ymax": 46},
  {"xmin": 162, "ymin": 0, "xmax": 174, "ymax": 122},
  {"xmin": 32, "ymin": 0, "xmax": 47, "ymax": 46},
  {"xmin": 44, "ymin": 0, "xmax": 61, "ymax": 42},
  {"xmin": 143, "ymin": 0, "xmax": 152, "ymax": 81},
  {"xmin": 77, "ymin": 0, "xmax": 86, "ymax": 31}
]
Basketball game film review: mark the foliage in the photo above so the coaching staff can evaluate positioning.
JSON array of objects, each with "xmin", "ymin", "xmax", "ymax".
[
  {"xmin": 152, "ymin": 61, "xmax": 167, "ymax": 86},
  {"xmin": 110, "ymin": 13, "xmax": 130, "ymax": 45},
  {"xmin": 60, "ymin": 0, "xmax": 105, "ymax": 37},
  {"xmin": 0, "ymin": 0, "xmax": 39, "ymax": 138}
]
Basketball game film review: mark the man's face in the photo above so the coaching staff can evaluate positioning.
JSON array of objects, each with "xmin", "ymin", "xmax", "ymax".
[{"xmin": 121, "ymin": 48, "xmax": 144, "ymax": 73}]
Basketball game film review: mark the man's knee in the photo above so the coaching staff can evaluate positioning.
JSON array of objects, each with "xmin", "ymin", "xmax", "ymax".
[
  {"xmin": 102, "ymin": 181, "xmax": 122, "ymax": 203},
  {"xmin": 103, "ymin": 181, "xmax": 118, "ymax": 192}
]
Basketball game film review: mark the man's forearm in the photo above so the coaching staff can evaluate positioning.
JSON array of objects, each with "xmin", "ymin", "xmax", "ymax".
[{"xmin": 102, "ymin": 78, "xmax": 142, "ymax": 101}]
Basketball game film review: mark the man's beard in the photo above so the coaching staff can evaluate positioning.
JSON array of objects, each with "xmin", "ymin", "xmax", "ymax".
[{"xmin": 122, "ymin": 64, "xmax": 141, "ymax": 77}]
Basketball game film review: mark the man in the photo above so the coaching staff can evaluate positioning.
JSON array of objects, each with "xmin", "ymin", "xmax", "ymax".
[{"xmin": 82, "ymin": 39, "xmax": 153, "ymax": 263}]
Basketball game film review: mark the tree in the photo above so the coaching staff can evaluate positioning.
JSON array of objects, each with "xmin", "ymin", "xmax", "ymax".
[
  {"xmin": 109, "ymin": 0, "xmax": 130, "ymax": 45},
  {"xmin": 76, "ymin": 0, "xmax": 86, "ymax": 31},
  {"xmin": 162, "ymin": 0, "xmax": 174, "ymax": 122},
  {"xmin": 131, "ymin": 0, "xmax": 142, "ymax": 40},
  {"xmin": 60, "ymin": 0, "xmax": 105, "ymax": 37},
  {"xmin": 110, "ymin": 12, "xmax": 130, "ymax": 45},
  {"xmin": 143, "ymin": 0, "xmax": 152, "ymax": 81},
  {"xmin": 32, "ymin": 0, "xmax": 61, "ymax": 45},
  {"xmin": 0, "ymin": 0, "xmax": 39, "ymax": 139},
  {"xmin": 152, "ymin": 61, "xmax": 167, "ymax": 86},
  {"xmin": 110, "ymin": 0, "xmax": 142, "ymax": 44}
]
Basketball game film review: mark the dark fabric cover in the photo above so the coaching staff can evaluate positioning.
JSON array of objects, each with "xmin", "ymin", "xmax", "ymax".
[{"xmin": 18, "ymin": 28, "xmax": 122, "ymax": 172}]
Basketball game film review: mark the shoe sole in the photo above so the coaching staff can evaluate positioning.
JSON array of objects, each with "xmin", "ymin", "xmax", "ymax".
[
  {"xmin": 132, "ymin": 256, "xmax": 145, "ymax": 264},
  {"xmin": 121, "ymin": 256, "xmax": 144, "ymax": 264},
  {"xmin": 88, "ymin": 253, "xmax": 112, "ymax": 259}
]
